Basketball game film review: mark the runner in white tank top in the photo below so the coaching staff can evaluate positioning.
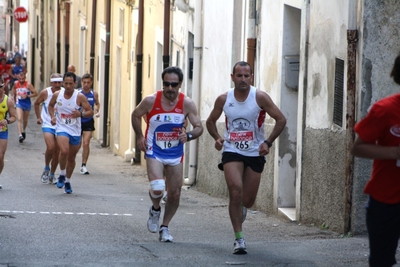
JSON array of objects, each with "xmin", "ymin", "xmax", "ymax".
[
  {"xmin": 206, "ymin": 61, "xmax": 286, "ymax": 254},
  {"xmin": 223, "ymin": 86, "xmax": 266, "ymax": 157},
  {"xmin": 34, "ymin": 74, "xmax": 63, "ymax": 184},
  {"xmin": 48, "ymin": 72, "xmax": 94, "ymax": 194}
]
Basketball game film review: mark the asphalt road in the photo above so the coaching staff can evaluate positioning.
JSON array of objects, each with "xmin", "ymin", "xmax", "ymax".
[{"xmin": 0, "ymin": 111, "xmax": 383, "ymax": 266}]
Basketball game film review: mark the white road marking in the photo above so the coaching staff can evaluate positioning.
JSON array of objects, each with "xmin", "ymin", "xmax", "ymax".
[{"xmin": 0, "ymin": 210, "xmax": 133, "ymax": 216}]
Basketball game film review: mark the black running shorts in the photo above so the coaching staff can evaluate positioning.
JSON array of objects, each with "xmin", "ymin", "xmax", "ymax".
[{"xmin": 219, "ymin": 152, "xmax": 266, "ymax": 173}]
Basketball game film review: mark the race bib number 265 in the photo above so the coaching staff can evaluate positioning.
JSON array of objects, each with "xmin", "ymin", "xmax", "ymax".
[{"xmin": 229, "ymin": 131, "xmax": 254, "ymax": 150}]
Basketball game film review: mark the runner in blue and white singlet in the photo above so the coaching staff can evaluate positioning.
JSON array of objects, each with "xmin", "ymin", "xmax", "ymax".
[{"xmin": 144, "ymin": 90, "xmax": 186, "ymax": 163}]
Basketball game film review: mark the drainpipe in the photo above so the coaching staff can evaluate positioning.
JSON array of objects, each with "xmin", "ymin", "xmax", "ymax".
[
  {"xmin": 64, "ymin": 3, "xmax": 70, "ymax": 70},
  {"xmin": 184, "ymin": 0, "xmax": 202, "ymax": 186},
  {"xmin": 101, "ymin": 0, "xmax": 111, "ymax": 147},
  {"xmin": 247, "ymin": 0, "xmax": 256, "ymax": 84},
  {"xmin": 344, "ymin": 0, "xmax": 358, "ymax": 234},
  {"xmin": 8, "ymin": 1, "xmax": 13, "ymax": 51},
  {"xmin": 57, "ymin": 1, "xmax": 61, "ymax": 73},
  {"xmin": 163, "ymin": 0, "xmax": 170, "ymax": 69},
  {"xmin": 134, "ymin": 0, "xmax": 144, "ymax": 163},
  {"xmin": 89, "ymin": 0, "xmax": 97, "ymax": 76}
]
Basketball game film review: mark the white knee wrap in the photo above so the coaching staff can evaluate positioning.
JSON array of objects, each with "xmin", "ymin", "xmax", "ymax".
[{"xmin": 149, "ymin": 179, "xmax": 165, "ymax": 199}]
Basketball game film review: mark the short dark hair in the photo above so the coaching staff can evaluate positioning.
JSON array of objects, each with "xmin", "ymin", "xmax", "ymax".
[
  {"xmin": 390, "ymin": 55, "xmax": 400, "ymax": 85},
  {"xmin": 162, "ymin": 66, "xmax": 183, "ymax": 82},
  {"xmin": 232, "ymin": 61, "xmax": 253, "ymax": 74},
  {"xmin": 64, "ymin": 71, "xmax": 76, "ymax": 82},
  {"xmin": 82, "ymin": 73, "xmax": 93, "ymax": 81}
]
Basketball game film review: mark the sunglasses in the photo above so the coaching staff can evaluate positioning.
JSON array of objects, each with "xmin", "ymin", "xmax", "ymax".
[
  {"xmin": 163, "ymin": 81, "xmax": 179, "ymax": 87},
  {"xmin": 0, "ymin": 84, "xmax": 4, "ymax": 88}
]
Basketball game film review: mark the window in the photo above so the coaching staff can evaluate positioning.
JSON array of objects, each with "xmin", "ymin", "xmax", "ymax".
[
  {"xmin": 333, "ymin": 58, "xmax": 344, "ymax": 127},
  {"xmin": 119, "ymin": 8, "xmax": 124, "ymax": 40}
]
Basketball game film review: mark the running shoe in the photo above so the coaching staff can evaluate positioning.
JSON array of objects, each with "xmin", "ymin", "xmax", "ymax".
[
  {"xmin": 18, "ymin": 135, "xmax": 23, "ymax": 143},
  {"xmin": 48, "ymin": 175, "xmax": 56, "ymax": 184},
  {"xmin": 22, "ymin": 132, "xmax": 26, "ymax": 140},
  {"xmin": 56, "ymin": 175, "xmax": 66, "ymax": 188},
  {"xmin": 41, "ymin": 170, "xmax": 49, "ymax": 183},
  {"xmin": 161, "ymin": 192, "xmax": 168, "ymax": 204},
  {"xmin": 147, "ymin": 206, "xmax": 161, "ymax": 233},
  {"xmin": 64, "ymin": 182, "xmax": 73, "ymax": 194},
  {"xmin": 80, "ymin": 165, "xmax": 89, "ymax": 175},
  {"xmin": 242, "ymin": 206, "xmax": 247, "ymax": 223},
  {"xmin": 159, "ymin": 226, "xmax": 173, "ymax": 242},
  {"xmin": 233, "ymin": 237, "xmax": 247, "ymax": 254}
]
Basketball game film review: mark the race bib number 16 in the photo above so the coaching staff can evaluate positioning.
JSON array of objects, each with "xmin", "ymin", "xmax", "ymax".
[
  {"xmin": 156, "ymin": 132, "xmax": 180, "ymax": 149},
  {"xmin": 229, "ymin": 131, "xmax": 254, "ymax": 150}
]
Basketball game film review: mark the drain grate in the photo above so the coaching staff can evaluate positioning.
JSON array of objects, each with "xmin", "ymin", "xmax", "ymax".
[{"xmin": 0, "ymin": 214, "xmax": 16, "ymax": 219}]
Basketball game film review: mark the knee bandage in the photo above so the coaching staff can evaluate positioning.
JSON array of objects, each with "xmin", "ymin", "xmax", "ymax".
[{"xmin": 149, "ymin": 179, "xmax": 165, "ymax": 199}]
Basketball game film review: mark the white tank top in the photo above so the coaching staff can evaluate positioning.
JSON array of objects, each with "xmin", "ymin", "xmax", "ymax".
[
  {"xmin": 41, "ymin": 87, "xmax": 57, "ymax": 129},
  {"xmin": 223, "ymin": 86, "xmax": 266, "ymax": 157},
  {"xmin": 54, "ymin": 89, "xmax": 81, "ymax": 136}
]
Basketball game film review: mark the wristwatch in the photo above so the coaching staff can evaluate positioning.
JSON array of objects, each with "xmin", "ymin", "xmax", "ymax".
[
  {"xmin": 187, "ymin": 133, "xmax": 193, "ymax": 141},
  {"xmin": 264, "ymin": 140, "xmax": 273, "ymax": 148}
]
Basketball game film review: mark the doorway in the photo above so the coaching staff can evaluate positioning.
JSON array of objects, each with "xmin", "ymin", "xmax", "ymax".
[{"xmin": 277, "ymin": 4, "xmax": 301, "ymax": 221}]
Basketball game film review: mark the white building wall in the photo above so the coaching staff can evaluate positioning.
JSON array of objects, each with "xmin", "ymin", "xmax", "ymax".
[
  {"xmin": 200, "ymin": 0, "xmax": 235, "ymax": 119},
  {"xmin": 305, "ymin": 1, "xmax": 348, "ymax": 129}
]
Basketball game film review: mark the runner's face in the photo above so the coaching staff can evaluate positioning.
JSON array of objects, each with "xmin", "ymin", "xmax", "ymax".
[
  {"xmin": 51, "ymin": 81, "xmax": 62, "ymax": 90},
  {"xmin": 231, "ymin": 65, "xmax": 253, "ymax": 91},
  {"xmin": 18, "ymin": 73, "xmax": 25, "ymax": 82},
  {"xmin": 63, "ymin": 76, "xmax": 75, "ymax": 91},
  {"xmin": 162, "ymin": 73, "xmax": 181, "ymax": 101},
  {"xmin": 82, "ymin": 78, "xmax": 93, "ymax": 90}
]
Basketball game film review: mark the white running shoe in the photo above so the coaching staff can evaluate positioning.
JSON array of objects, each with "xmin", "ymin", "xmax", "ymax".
[
  {"xmin": 147, "ymin": 206, "xmax": 161, "ymax": 233},
  {"xmin": 48, "ymin": 175, "xmax": 56, "ymax": 184},
  {"xmin": 233, "ymin": 237, "xmax": 247, "ymax": 254},
  {"xmin": 242, "ymin": 206, "xmax": 247, "ymax": 223},
  {"xmin": 159, "ymin": 226, "xmax": 173, "ymax": 242},
  {"xmin": 161, "ymin": 192, "xmax": 168, "ymax": 204},
  {"xmin": 41, "ymin": 170, "xmax": 49, "ymax": 183},
  {"xmin": 80, "ymin": 165, "xmax": 89, "ymax": 175}
]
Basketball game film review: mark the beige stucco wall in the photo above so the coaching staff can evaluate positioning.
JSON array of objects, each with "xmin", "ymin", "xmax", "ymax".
[{"xmin": 108, "ymin": 2, "xmax": 133, "ymax": 158}]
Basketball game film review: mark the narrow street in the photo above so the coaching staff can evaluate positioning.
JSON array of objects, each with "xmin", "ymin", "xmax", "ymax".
[{"xmin": 0, "ymin": 112, "xmax": 375, "ymax": 266}]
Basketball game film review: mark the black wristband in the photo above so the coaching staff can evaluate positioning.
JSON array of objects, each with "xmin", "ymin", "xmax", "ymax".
[
  {"xmin": 5, "ymin": 118, "xmax": 10, "ymax": 124},
  {"xmin": 264, "ymin": 140, "xmax": 273, "ymax": 148}
]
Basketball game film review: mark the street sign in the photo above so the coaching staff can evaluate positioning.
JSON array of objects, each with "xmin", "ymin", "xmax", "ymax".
[{"xmin": 14, "ymin": 6, "xmax": 28, "ymax": 23}]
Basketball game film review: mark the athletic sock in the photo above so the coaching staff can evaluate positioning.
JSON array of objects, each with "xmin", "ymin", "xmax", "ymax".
[
  {"xmin": 44, "ymin": 166, "xmax": 50, "ymax": 171},
  {"xmin": 66, "ymin": 178, "xmax": 71, "ymax": 183},
  {"xmin": 152, "ymin": 206, "xmax": 161, "ymax": 211},
  {"xmin": 235, "ymin": 232, "xmax": 243, "ymax": 239},
  {"xmin": 60, "ymin": 169, "xmax": 66, "ymax": 176}
]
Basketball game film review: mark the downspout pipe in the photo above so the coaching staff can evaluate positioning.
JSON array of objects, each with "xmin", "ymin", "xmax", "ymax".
[
  {"xmin": 101, "ymin": 0, "xmax": 111, "ymax": 147},
  {"xmin": 344, "ymin": 0, "xmax": 358, "ymax": 234},
  {"xmin": 184, "ymin": 0, "xmax": 202, "ymax": 185},
  {"xmin": 64, "ymin": 3, "xmax": 71, "ymax": 70},
  {"xmin": 89, "ymin": 0, "xmax": 97, "ymax": 76},
  {"xmin": 57, "ymin": 1, "xmax": 61, "ymax": 73},
  {"xmin": 163, "ymin": 0, "xmax": 170, "ymax": 69},
  {"xmin": 247, "ymin": 0, "xmax": 256, "ymax": 85},
  {"xmin": 134, "ymin": 0, "xmax": 144, "ymax": 163}
]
